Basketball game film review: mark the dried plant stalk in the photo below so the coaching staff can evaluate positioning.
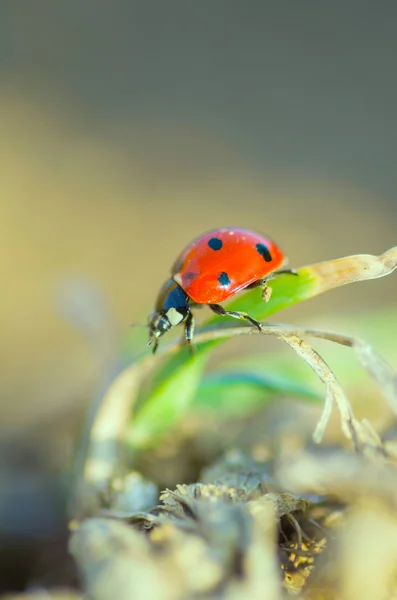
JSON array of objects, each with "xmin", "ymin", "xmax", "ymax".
[
  {"xmin": 191, "ymin": 322, "xmax": 397, "ymax": 450},
  {"xmin": 274, "ymin": 332, "xmax": 358, "ymax": 446}
]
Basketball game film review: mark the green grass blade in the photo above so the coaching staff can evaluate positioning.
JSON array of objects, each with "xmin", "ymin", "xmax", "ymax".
[{"xmin": 193, "ymin": 370, "xmax": 321, "ymax": 416}]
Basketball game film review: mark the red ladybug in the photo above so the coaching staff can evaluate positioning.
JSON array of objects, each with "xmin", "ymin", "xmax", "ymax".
[{"xmin": 148, "ymin": 227, "xmax": 294, "ymax": 353}]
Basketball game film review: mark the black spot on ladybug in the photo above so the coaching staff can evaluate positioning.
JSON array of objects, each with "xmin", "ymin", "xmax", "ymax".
[
  {"xmin": 183, "ymin": 271, "xmax": 198, "ymax": 284},
  {"xmin": 218, "ymin": 271, "xmax": 231, "ymax": 286},
  {"xmin": 256, "ymin": 243, "xmax": 272, "ymax": 262},
  {"xmin": 208, "ymin": 237, "xmax": 223, "ymax": 251}
]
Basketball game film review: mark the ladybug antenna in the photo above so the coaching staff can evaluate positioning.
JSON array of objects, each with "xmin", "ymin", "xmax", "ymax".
[{"xmin": 147, "ymin": 334, "xmax": 158, "ymax": 354}]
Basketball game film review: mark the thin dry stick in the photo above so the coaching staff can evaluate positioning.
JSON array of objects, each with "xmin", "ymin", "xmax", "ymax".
[
  {"xmin": 189, "ymin": 321, "xmax": 397, "ymax": 447},
  {"xmin": 291, "ymin": 327, "xmax": 397, "ymax": 416},
  {"xmin": 273, "ymin": 332, "xmax": 358, "ymax": 448},
  {"xmin": 192, "ymin": 322, "xmax": 397, "ymax": 416}
]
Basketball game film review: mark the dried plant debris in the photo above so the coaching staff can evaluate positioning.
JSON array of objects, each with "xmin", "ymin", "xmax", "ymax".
[
  {"xmin": 70, "ymin": 430, "xmax": 397, "ymax": 600},
  {"xmin": 70, "ymin": 451, "xmax": 333, "ymax": 599},
  {"xmin": 278, "ymin": 449, "xmax": 397, "ymax": 599},
  {"xmin": 200, "ymin": 449, "xmax": 278, "ymax": 494}
]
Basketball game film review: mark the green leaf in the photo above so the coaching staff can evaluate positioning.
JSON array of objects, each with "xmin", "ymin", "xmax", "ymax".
[
  {"xmin": 192, "ymin": 370, "xmax": 321, "ymax": 416},
  {"xmin": 125, "ymin": 352, "xmax": 209, "ymax": 449}
]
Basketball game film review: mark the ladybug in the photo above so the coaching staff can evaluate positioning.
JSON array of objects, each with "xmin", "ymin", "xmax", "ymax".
[{"xmin": 147, "ymin": 227, "xmax": 295, "ymax": 353}]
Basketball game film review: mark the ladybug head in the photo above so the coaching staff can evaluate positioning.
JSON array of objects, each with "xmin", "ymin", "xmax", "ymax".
[{"xmin": 147, "ymin": 278, "xmax": 190, "ymax": 353}]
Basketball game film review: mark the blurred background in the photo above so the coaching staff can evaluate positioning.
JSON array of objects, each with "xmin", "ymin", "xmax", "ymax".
[{"xmin": 1, "ymin": 1, "xmax": 397, "ymax": 593}]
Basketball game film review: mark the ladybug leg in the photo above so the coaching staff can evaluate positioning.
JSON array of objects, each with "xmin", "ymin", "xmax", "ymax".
[
  {"xmin": 276, "ymin": 268, "xmax": 298, "ymax": 276},
  {"xmin": 245, "ymin": 277, "xmax": 273, "ymax": 302},
  {"xmin": 209, "ymin": 304, "xmax": 262, "ymax": 332},
  {"xmin": 264, "ymin": 269, "xmax": 298, "ymax": 300},
  {"xmin": 247, "ymin": 270, "xmax": 299, "ymax": 301},
  {"xmin": 184, "ymin": 311, "xmax": 196, "ymax": 353}
]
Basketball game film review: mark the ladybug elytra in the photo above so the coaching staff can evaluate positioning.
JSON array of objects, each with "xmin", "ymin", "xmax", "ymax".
[{"xmin": 147, "ymin": 227, "xmax": 295, "ymax": 353}]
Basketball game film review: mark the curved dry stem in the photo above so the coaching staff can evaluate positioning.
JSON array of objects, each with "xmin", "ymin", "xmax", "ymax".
[
  {"xmin": 273, "ymin": 333, "xmax": 358, "ymax": 447},
  {"xmin": 294, "ymin": 328, "xmax": 397, "ymax": 416},
  {"xmin": 190, "ymin": 321, "xmax": 397, "ymax": 447},
  {"xmin": 72, "ymin": 352, "xmax": 171, "ymax": 518},
  {"xmin": 192, "ymin": 323, "xmax": 397, "ymax": 419}
]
